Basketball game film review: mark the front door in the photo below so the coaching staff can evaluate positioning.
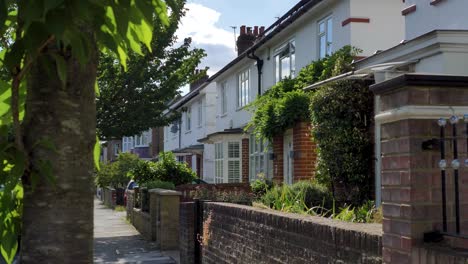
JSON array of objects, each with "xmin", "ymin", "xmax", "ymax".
[{"xmin": 283, "ymin": 129, "xmax": 293, "ymax": 185}]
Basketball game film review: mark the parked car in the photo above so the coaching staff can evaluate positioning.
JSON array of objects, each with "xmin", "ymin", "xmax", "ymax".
[{"xmin": 124, "ymin": 180, "xmax": 138, "ymax": 206}]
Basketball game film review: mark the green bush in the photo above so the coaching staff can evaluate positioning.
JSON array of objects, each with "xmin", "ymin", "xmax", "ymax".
[
  {"xmin": 261, "ymin": 181, "xmax": 332, "ymax": 215},
  {"xmin": 95, "ymin": 152, "xmax": 142, "ymax": 188},
  {"xmin": 132, "ymin": 151, "xmax": 196, "ymax": 186},
  {"xmin": 140, "ymin": 180, "xmax": 175, "ymax": 190},
  {"xmin": 310, "ymin": 80, "xmax": 374, "ymax": 204},
  {"xmin": 250, "ymin": 178, "xmax": 273, "ymax": 198}
]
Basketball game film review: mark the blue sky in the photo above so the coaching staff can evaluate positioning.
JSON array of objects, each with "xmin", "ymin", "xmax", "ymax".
[{"xmin": 176, "ymin": 0, "xmax": 299, "ymax": 78}]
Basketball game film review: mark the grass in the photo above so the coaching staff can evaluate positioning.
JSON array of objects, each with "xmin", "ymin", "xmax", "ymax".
[{"xmin": 114, "ymin": 205, "xmax": 126, "ymax": 212}]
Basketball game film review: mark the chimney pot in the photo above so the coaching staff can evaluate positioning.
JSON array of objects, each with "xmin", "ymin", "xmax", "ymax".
[
  {"xmin": 247, "ymin": 27, "xmax": 252, "ymax": 35},
  {"xmin": 259, "ymin": 26, "xmax": 265, "ymax": 35},
  {"xmin": 240, "ymin": 25, "xmax": 246, "ymax": 35},
  {"xmin": 254, "ymin": 26, "xmax": 259, "ymax": 36}
]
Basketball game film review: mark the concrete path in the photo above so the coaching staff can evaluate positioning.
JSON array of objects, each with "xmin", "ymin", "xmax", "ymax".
[{"xmin": 94, "ymin": 199, "xmax": 176, "ymax": 264}]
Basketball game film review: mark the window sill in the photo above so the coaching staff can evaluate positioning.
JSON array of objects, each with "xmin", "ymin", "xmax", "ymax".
[
  {"xmin": 219, "ymin": 113, "xmax": 227, "ymax": 118},
  {"xmin": 185, "ymin": 130, "xmax": 192, "ymax": 134},
  {"xmin": 134, "ymin": 145, "xmax": 149, "ymax": 148},
  {"xmin": 236, "ymin": 106, "xmax": 247, "ymax": 112}
]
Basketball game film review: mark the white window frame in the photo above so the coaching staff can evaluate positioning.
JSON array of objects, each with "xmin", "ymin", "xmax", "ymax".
[
  {"xmin": 134, "ymin": 130, "xmax": 150, "ymax": 147},
  {"xmin": 275, "ymin": 39, "xmax": 296, "ymax": 83},
  {"xmin": 185, "ymin": 107, "xmax": 191, "ymax": 131},
  {"xmin": 227, "ymin": 141, "xmax": 241, "ymax": 183},
  {"xmin": 220, "ymin": 82, "xmax": 227, "ymax": 115},
  {"xmin": 318, "ymin": 15, "xmax": 333, "ymax": 59},
  {"xmin": 237, "ymin": 69, "xmax": 250, "ymax": 108},
  {"xmin": 197, "ymin": 100, "xmax": 203, "ymax": 127},
  {"xmin": 214, "ymin": 142, "xmax": 224, "ymax": 183},
  {"xmin": 122, "ymin": 137, "xmax": 134, "ymax": 152},
  {"xmin": 249, "ymin": 135, "xmax": 273, "ymax": 181}
]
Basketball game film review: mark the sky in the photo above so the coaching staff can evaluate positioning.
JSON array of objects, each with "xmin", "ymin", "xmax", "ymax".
[{"xmin": 175, "ymin": 0, "xmax": 298, "ymax": 93}]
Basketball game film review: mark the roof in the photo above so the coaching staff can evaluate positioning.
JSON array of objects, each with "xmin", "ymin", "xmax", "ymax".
[
  {"xmin": 198, "ymin": 128, "xmax": 245, "ymax": 143},
  {"xmin": 166, "ymin": 0, "xmax": 326, "ymax": 111}
]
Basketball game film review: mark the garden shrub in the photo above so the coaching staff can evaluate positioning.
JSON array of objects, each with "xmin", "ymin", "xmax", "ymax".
[
  {"xmin": 261, "ymin": 181, "xmax": 332, "ymax": 215},
  {"xmin": 310, "ymin": 80, "xmax": 374, "ymax": 204},
  {"xmin": 250, "ymin": 173, "xmax": 273, "ymax": 198},
  {"xmin": 95, "ymin": 152, "xmax": 142, "ymax": 188},
  {"xmin": 132, "ymin": 151, "xmax": 196, "ymax": 186},
  {"xmin": 140, "ymin": 180, "xmax": 175, "ymax": 190}
]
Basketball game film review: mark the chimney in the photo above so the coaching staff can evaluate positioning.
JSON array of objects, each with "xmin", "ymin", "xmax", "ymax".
[
  {"xmin": 236, "ymin": 24, "xmax": 263, "ymax": 56},
  {"xmin": 190, "ymin": 69, "xmax": 209, "ymax": 92},
  {"xmin": 259, "ymin": 26, "xmax": 265, "ymax": 36}
]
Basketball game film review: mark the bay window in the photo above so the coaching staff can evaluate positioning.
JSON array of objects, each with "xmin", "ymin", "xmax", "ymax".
[
  {"xmin": 249, "ymin": 135, "xmax": 273, "ymax": 181},
  {"xmin": 214, "ymin": 141, "xmax": 242, "ymax": 183}
]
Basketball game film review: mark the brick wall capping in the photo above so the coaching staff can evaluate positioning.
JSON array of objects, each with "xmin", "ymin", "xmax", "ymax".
[
  {"xmin": 430, "ymin": 0, "xmax": 445, "ymax": 6},
  {"xmin": 207, "ymin": 202, "xmax": 383, "ymax": 236},
  {"xmin": 370, "ymin": 74, "xmax": 468, "ymax": 95},
  {"xmin": 375, "ymin": 105, "xmax": 468, "ymax": 124},
  {"xmin": 148, "ymin": 188, "xmax": 182, "ymax": 196},
  {"xmin": 341, "ymin": 17, "xmax": 370, "ymax": 27},
  {"xmin": 402, "ymin": 4, "xmax": 417, "ymax": 16}
]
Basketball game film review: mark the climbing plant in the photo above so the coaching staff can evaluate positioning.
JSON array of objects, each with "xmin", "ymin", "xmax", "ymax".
[
  {"xmin": 0, "ymin": 1, "xmax": 170, "ymax": 263},
  {"xmin": 246, "ymin": 45, "xmax": 361, "ymax": 141}
]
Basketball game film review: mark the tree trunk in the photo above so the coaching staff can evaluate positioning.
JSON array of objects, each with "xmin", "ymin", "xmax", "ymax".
[{"xmin": 20, "ymin": 37, "xmax": 98, "ymax": 262}]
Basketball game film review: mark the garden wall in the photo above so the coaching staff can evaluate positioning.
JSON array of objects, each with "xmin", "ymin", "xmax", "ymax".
[
  {"xmin": 176, "ymin": 183, "xmax": 252, "ymax": 202},
  {"xmin": 180, "ymin": 202, "xmax": 383, "ymax": 264},
  {"xmin": 132, "ymin": 208, "xmax": 151, "ymax": 240}
]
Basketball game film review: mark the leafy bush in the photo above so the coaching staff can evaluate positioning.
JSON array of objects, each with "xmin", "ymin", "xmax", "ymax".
[
  {"xmin": 95, "ymin": 153, "xmax": 142, "ymax": 188},
  {"xmin": 140, "ymin": 180, "xmax": 175, "ymax": 190},
  {"xmin": 261, "ymin": 181, "xmax": 332, "ymax": 215},
  {"xmin": 310, "ymin": 80, "xmax": 374, "ymax": 204},
  {"xmin": 250, "ymin": 174, "xmax": 273, "ymax": 198},
  {"xmin": 132, "ymin": 151, "xmax": 196, "ymax": 186},
  {"xmin": 246, "ymin": 46, "xmax": 361, "ymax": 141},
  {"xmin": 332, "ymin": 201, "xmax": 379, "ymax": 223}
]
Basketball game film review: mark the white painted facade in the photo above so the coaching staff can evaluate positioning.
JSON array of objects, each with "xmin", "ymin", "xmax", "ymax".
[
  {"xmin": 404, "ymin": 0, "xmax": 468, "ymax": 40},
  {"xmin": 163, "ymin": 82, "xmax": 217, "ymax": 181}
]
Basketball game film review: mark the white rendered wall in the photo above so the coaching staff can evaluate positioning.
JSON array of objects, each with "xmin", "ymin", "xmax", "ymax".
[
  {"xmin": 350, "ymin": 0, "xmax": 405, "ymax": 56},
  {"xmin": 404, "ymin": 0, "xmax": 468, "ymax": 40},
  {"xmin": 203, "ymin": 144, "xmax": 215, "ymax": 183}
]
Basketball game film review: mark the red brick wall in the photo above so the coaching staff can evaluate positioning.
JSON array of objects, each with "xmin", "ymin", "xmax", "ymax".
[
  {"xmin": 292, "ymin": 121, "xmax": 317, "ymax": 182},
  {"xmin": 241, "ymin": 138, "xmax": 249, "ymax": 183},
  {"xmin": 176, "ymin": 183, "xmax": 252, "ymax": 202},
  {"xmin": 272, "ymin": 135, "xmax": 284, "ymax": 184}
]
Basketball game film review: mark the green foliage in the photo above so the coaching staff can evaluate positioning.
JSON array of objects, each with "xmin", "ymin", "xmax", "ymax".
[
  {"xmin": 0, "ymin": 1, "xmax": 171, "ymax": 262},
  {"xmin": 332, "ymin": 201, "xmax": 378, "ymax": 223},
  {"xmin": 250, "ymin": 174, "xmax": 273, "ymax": 198},
  {"xmin": 246, "ymin": 46, "xmax": 360, "ymax": 141},
  {"xmin": 132, "ymin": 151, "xmax": 196, "ymax": 186},
  {"xmin": 310, "ymin": 80, "xmax": 374, "ymax": 204},
  {"xmin": 97, "ymin": 0, "xmax": 207, "ymax": 139},
  {"xmin": 261, "ymin": 181, "xmax": 332, "ymax": 215},
  {"xmin": 95, "ymin": 152, "xmax": 142, "ymax": 188},
  {"xmin": 140, "ymin": 180, "xmax": 175, "ymax": 190}
]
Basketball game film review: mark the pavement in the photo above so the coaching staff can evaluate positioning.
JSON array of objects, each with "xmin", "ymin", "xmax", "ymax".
[{"xmin": 93, "ymin": 199, "xmax": 177, "ymax": 264}]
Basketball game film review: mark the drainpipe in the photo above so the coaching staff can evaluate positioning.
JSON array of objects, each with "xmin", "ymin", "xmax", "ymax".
[
  {"xmin": 247, "ymin": 50, "xmax": 263, "ymax": 96},
  {"xmin": 178, "ymin": 118, "xmax": 182, "ymax": 149}
]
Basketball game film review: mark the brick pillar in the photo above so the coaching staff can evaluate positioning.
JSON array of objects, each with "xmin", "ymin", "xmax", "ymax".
[
  {"xmin": 272, "ymin": 135, "xmax": 284, "ymax": 184},
  {"xmin": 372, "ymin": 74, "xmax": 468, "ymax": 264},
  {"xmin": 292, "ymin": 121, "xmax": 317, "ymax": 182},
  {"xmin": 150, "ymin": 189, "xmax": 182, "ymax": 250},
  {"xmin": 242, "ymin": 138, "xmax": 249, "ymax": 183}
]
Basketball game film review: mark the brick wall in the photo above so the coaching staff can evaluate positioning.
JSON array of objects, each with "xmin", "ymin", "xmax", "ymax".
[
  {"xmin": 176, "ymin": 183, "xmax": 252, "ymax": 202},
  {"xmin": 179, "ymin": 202, "xmax": 382, "ymax": 264},
  {"xmin": 180, "ymin": 202, "xmax": 196, "ymax": 264},
  {"xmin": 292, "ymin": 121, "xmax": 317, "ymax": 182},
  {"xmin": 272, "ymin": 135, "xmax": 284, "ymax": 184},
  {"xmin": 371, "ymin": 75, "xmax": 468, "ymax": 263},
  {"xmin": 132, "ymin": 208, "xmax": 151, "ymax": 240},
  {"xmin": 241, "ymin": 138, "xmax": 249, "ymax": 183}
]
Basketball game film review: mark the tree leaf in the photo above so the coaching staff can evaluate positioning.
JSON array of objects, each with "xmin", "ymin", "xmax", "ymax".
[
  {"xmin": 94, "ymin": 136, "xmax": 100, "ymax": 171},
  {"xmin": 95, "ymin": 80, "xmax": 100, "ymax": 97}
]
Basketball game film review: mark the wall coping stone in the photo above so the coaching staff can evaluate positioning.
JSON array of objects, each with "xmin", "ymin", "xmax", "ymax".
[
  {"xmin": 148, "ymin": 188, "xmax": 182, "ymax": 196},
  {"xmin": 206, "ymin": 202, "xmax": 383, "ymax": 236}
]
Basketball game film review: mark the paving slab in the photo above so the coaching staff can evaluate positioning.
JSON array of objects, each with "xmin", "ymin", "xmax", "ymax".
[{"xmin": 94, "ymin": 199, "xmax": 176, "ymax": 264}]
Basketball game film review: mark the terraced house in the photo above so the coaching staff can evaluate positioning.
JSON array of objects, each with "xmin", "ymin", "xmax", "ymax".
[{"xmin": 164, "ymin": 0, "xmax": 406, "ymax": 183}]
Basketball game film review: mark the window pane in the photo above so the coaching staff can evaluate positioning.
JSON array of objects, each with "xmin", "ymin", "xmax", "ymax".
[
  {"xmin": 319, "ymin": 35, "xmax": 326, "ymax": 58},
  {"xmin": 275, "ymin": 55, "xmax": 280, "ymax": 83},
  {"xmin": 228, "ymin": 142, "xmax": 240, "ymax": 158},
  {"xmin": 319, "ymin": 22, "xmax": 325, "ymax": 33},
  {"xmin": 280, "ymin": 56, "xmax": 290, "ymax": 79},
  {"xmin": 228, "ymin": 160, "xmax": 240, "ymax": 183}
]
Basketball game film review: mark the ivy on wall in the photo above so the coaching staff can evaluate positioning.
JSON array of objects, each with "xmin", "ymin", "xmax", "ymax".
[{"xmin": 246, "ymin": 45, "xmax": 361, "ymax": 141}]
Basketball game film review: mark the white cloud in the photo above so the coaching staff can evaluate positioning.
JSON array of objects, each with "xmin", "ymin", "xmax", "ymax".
[{"xmin": 175, "ymin": 3, "xmax": 237, "ymax": 76}]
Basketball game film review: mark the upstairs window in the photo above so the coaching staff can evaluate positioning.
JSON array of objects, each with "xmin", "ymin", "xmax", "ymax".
[
  {"xmin": 237, "ymin": 69, "xmax": 250, "ymax": 108},
  {"xmin": 319, "ymin": 16, "xmax": 333, "ymax": 58},
  {"xmin": 275, "ymin": 39, "xmax": 296, "ymax": 83},
  {"xmin": 220, "ymin": 82, "xmax": 227, "ymax": 114}
]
